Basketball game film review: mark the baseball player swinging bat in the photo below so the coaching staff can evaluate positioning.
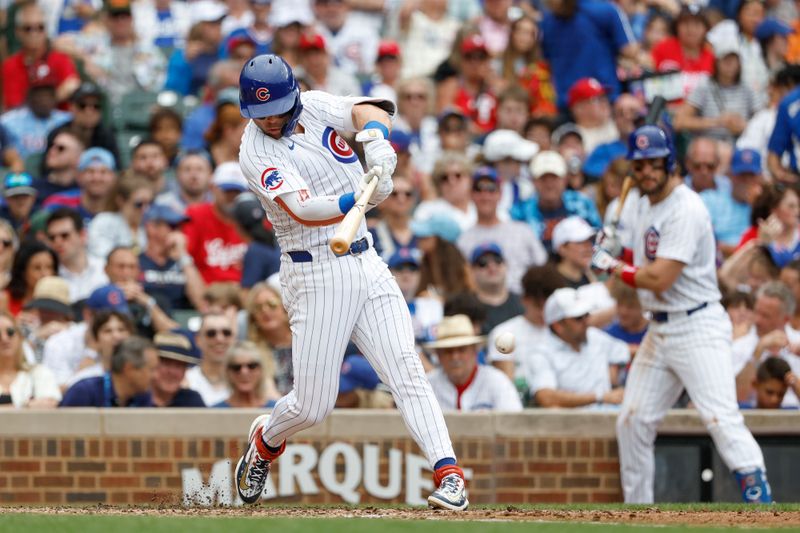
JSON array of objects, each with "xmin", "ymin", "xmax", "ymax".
[{"xmin": 330, "ymin": 168, "xmax": 380, "ymax": 254}]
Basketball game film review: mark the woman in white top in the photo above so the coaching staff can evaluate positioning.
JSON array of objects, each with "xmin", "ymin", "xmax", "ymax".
[
  {"xmin": 0, "ymin": 312, "xmax": 61, "ymax": 408},
  {"xmin": 87, "ymin": 175, "xmax": 153, "ymax": 260}
]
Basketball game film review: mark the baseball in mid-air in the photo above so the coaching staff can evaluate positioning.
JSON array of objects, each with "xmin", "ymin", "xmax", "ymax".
[{"xmin": 494, "ymin": 332, "xmax": 515, "ymax": 354}]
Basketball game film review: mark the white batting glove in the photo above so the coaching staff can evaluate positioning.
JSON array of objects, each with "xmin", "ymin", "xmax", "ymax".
[
  {"xmin": 595, "ymin": 226, "xmax": 622, "ymax": 258},
  {"xmin": 355, "ymin": 129, "xmax": 397, "ymax": 178},
  {"xmin": 354, "ymin": 166, "xmax": 393, "ymax": 207},
  {"xmin": 591, "ymin": 246, "xmax": 620, "ymax": 273}
]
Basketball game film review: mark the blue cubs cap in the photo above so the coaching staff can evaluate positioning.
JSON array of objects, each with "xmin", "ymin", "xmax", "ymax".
[
  {"xmin": 339, "ymin": 355, "xmax": 381, "ymax": 394},
  {"xmin": 389, "ymin": 129, "xmax": 412, "ymax": 153},
  {"xmin": 86, "ymin": 284, "xmax": 130, "ymax": 314},
  {"xmin": 79, "ymin": 147, "xmax": 116, "ymax": 171},
  {"xmin": 473, "ymin": 166, "xmax": 499, "ymax": 182},
  {"xmin": 731, "ymin": 148, "xmax": 762, "ymax": 175},
  {"xmin": 388, "ymin": 247, "xmax": 421, "ymax": 269},
  {"xmin": 213, "ymin": 161, "xmax": 248, "ymax": 192},
  {"xmin": 4, "ymin": 172, "xmax": 36, "ymax": 197},
  {"xmin": 143, "ymin": 204, "xmax": 188, "ymax": 226},
  {"xmin": 470, "ymin": 242, "xmax": 503, "ymax": 264},
  {"xmin": 410, "ymin": 213, "xmax": 461, "ymax": 242},
  {"xmin": 755, "ymin": 18, "xmax": 792, "ymax": 42}
]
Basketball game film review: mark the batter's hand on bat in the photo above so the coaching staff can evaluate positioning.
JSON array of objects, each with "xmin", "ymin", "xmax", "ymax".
[
  {"xmin": 595, "ymin": 226, "xmax": 622, "ymax": 258},
  {"xmin": 355, "ymin": 166, "xmax": 393, "ymax": 206},
  {"xmin": 356, "ymin": 129, "xmax": 397, "ymax": 178},
  {"xmin": 591, "ymin": 246, "xmax": 620, "ymax": 273}
]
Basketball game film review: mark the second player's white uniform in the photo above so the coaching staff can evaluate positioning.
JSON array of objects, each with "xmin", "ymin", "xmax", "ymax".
[
  {"xmin": 239, "ymin": 91, "xmax": 456, "ymax": 467},
  {"xmin": 617, "ymin": 184, "xmax": 766, "ymax": 503}
]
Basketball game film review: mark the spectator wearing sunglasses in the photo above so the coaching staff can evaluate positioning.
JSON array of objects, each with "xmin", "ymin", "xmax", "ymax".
[
  {"xmin": 151, "ymin": 330, "xmax": 206, "ymax": 408},
  {"xmin": 525, "ymin": 288, "xmax": 629, "ymax": 408},
  {"xmin": 0, "ymin": 173, "xmax": 38, "ymax": 232},
  {"xmin": 244, "ymin": 282, "xmax": 294, "ymax": 396},
  {"xmin": 458, "ymin": 167, "xmax": 547, "ymax": 295},
  {"xmin": 45, "ymin": 82, "xmax": 120, "ymax": 169},
  {"xmin": 0, "ymin": 311, "xmax": 61, "ymax": 408},
  {"xmin": 35, "ymin": 130, "xmax": 85, "ymax": 201},
  {"xmin": 213, "ymin": 340, "xmax": 280, "ymax": 408},
  {"xmin": 1, "ymin": 2, "xmax": 80, "ymax": 110},
  {"xmin": 87, "ymin": 176, "xmax": 154, "ymax": 260},
  {"xmin": 372, "ymin": 175, "xmax": 417, "ymax": 261},
  {"xmin": 45, "ymin": 208, "xmax": 109, "ymax": 303},
  {"xmin": 468, "ymin": 243, "xmax": 524, "ymax": 335},
  {"xmin": 186, "ymin": 312, "xmax": 236, "ymax": 406}
]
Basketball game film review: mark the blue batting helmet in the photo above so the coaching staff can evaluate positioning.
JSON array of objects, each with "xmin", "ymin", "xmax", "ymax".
[
  {"xmin": 626, "ymin": 125, "xmax": 675, "ymax": 172},
  {"xmin": 239, "ymin": 54, "xmax": 303, "ymax": 137}
]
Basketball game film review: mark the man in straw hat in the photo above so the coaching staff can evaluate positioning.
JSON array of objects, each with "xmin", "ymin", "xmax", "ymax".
[
  {"xmin": 424, "ymin": 315, "xmax": 522, "ymax": 412},
  {"xmin": 151, "ymin": 330, "xmax": 205, "ymax": 408}
]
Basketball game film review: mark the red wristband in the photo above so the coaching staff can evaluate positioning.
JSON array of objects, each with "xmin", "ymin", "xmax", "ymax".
[
  {"xmin": 621, "ymin": 248, "xmax": 634, "ymax": 265},
  {"xmin": 620, "ymin": 265, "xmax": 638, "ymax": 287}
]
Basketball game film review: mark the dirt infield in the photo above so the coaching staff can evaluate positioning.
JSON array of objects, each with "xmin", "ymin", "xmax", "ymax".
[{"xmin": 3, "ymin": 505, "xmax": 800, "ymax": 528}]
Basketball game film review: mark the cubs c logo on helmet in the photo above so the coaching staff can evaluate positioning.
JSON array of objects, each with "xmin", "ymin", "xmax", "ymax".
[
  {"xmin": 260, "ymin": 167, "xmax": 284, "ymax": 191},
  {"xmin": 322, "ymin": 127, "xmax": 358, "ymax": 164},
  {"xmin": 255, "ymin": 87, "xmax": 271, "ymax": 102},
  {"xmin": 636, "ymin": 134, "xmax": 650, "ymax": 150},
  {"xmin": 644, "ymin": 226, "xmax": 659, "ymax": 261}
]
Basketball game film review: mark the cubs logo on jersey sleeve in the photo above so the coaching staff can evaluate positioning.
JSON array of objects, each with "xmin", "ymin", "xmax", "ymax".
[
  {"xmin": 322, "ymin": 127, "xmax": 358, "ymax": 164},
  {"xmin": 644, "ymin": 226, "xmax": 659, "ymax": 261},
  {"xmin": 261, "ymin": 167, "xmax": 284, "ymax": 191}
]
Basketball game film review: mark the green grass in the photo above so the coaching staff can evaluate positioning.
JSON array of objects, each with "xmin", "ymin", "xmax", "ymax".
[{"xmin": 0, "ymin": 515, "xmax": 785, "ymax": 533}]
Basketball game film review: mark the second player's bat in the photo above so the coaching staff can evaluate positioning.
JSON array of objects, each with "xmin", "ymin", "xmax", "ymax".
[{"xmin": 330, "ymin": 170, "xmax": 379, "ymax": 255}]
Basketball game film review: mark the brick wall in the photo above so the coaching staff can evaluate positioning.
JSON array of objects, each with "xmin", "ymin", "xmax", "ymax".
[{"xmin": 0, "ymin": 410, "xmax": 794, "ymax": 506}]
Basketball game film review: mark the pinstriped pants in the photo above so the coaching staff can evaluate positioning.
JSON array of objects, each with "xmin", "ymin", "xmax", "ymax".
[
  {"xmin": 616, "ymin": 303, "xmax": 766, "ymax": 503},
  {"xmin": 262, "ymin": 247, "xmax": 456, "ymax": 467}
]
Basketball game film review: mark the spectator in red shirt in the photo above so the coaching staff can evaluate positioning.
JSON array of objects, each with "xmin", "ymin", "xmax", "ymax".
[
  {"xmin": 452, "ymin": 35, "xmax": 497, "ymax": 134},
  {"xmin": 182, "ymin": 162, "xmax": 248, "ymax": 284},
  {"xmin": 2, "ymin": 2, "xmax": 80, "ymax": 110},
  {"xmin": 651, "ymin": 4, "xmax": 714, "ymax": 102}
]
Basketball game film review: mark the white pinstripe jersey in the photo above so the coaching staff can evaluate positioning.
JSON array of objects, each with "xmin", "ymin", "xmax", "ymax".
[
  {"xmin": 239, "ymin": 91, "xmax": 394, "ymax": 252},
  {"xmin": 630, "ymin": 184, "xmax": 721, "ymax": 312}
]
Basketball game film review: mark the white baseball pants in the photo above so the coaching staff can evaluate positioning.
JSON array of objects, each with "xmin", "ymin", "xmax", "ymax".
[
  {"xmin": 262, "ymin": 247, "xmax": 456, "ymax": 467},
  {"xmin": 616, "ymin": 303, "xmax": 766, "ymax": 503}
]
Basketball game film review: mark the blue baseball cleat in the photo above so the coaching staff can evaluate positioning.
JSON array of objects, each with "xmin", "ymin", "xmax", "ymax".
[{"xmin": 735, "ymin": 468, "xmax": 773, "ymax": 503}]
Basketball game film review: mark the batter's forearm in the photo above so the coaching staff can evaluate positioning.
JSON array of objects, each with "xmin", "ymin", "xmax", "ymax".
[{"xmin": 276, "ymin": 190, "xmax": 348, "ymax": 226}]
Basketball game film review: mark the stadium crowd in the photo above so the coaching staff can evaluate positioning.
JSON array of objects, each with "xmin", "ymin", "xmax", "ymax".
[{"xmin": 1, "ymin": 0, "xmax": 800, "ymax": 412}]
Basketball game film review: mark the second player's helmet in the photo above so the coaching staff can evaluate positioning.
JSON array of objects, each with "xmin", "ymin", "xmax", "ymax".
[
  {"xmin": 626, "ymin": 125, "xmax": 676, "ymax": 173},
  {"xmin": 239, "ymin": 54, "xmax": 304, "ymax": 137}
]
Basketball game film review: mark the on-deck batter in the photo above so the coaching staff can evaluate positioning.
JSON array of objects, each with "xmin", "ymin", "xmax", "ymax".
[
  {"xmin": 233, "ymin": 54, "xmax": 468, "ymax": 511},
  {"xmin": 592, "ymin": 125, "xmax": 772, "ymax": 504}
]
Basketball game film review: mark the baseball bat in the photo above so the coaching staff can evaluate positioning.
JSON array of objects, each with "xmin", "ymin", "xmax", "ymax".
[
  {"xmin": 330, "ymin": 173, "xmax": 379, "ymax": 255},
  {"xmin": 644, "ymin": 95, "xmax": 666, "ymax": 126}
]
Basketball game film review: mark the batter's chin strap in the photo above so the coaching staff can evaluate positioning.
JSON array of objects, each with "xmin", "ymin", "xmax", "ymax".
[{"xmin": 433, "ymin": 464, "xmax": 466, "ymax": 487}]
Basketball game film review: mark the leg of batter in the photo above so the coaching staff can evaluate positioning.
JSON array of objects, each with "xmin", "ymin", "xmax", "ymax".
[
  {"xmin": 663, "ymin": 307, "xmax": 769, "ymax": 502},
  {"xmin": 616, "ymin": 327, "xmax": 685, "ymax": 504},
  {"xmin": 350, "ymin": 252, "xmax": 456, "ymax": 465}
]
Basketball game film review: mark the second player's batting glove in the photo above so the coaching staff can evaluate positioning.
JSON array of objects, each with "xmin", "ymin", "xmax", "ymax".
[
  {"xmin": 356, "ymin": 128, "xmax": 397, "ymax": 179},
  {"xmin": 591, "ymin": 246, "xmax": 620, "ymax": 273},
  {"xmin": 595, "ymin": 226, "xmax": 622, "ymax": 257}
]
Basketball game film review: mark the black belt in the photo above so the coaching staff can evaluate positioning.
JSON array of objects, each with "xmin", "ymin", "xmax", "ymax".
[
  {"xmin": 651, "ymin": 302, "xmax": 708, "ymax": 323},
  {"xmin": 287, "ymin": 237, "xmax": 370, "ymax": 263}
]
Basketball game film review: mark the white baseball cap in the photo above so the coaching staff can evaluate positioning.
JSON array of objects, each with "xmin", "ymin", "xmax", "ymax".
[
  {"xmin": 191, "ymin": 0, "xmax": 228, "ymax": 23},
  {"xmin": 213, "ymin": 162, "xmax": 248, "ymax": 192},
  {"xmin": 543, "ymin": 287, "xmax": 594, "ymax": 325},
  {"xmin": 482, "ymin": 130, "xmax": 539, "ymax": 163},
  {"xmin": 269, "ymin": 5, "xmax": 314, "ymax": 27},
  {"xmin": 552, "ymin": 216, "xmax": 596, "ymax": 251},
  {"xmin": 530, "ymin": 150, "xmax": 567, "ymax": 179}
]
